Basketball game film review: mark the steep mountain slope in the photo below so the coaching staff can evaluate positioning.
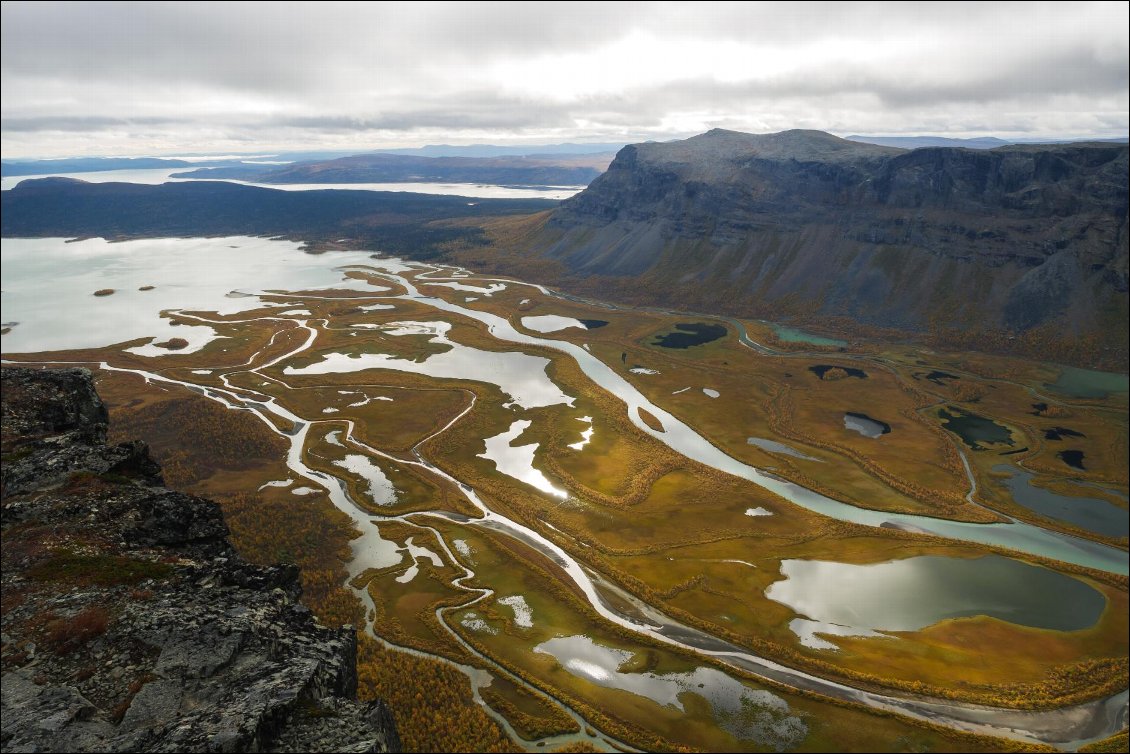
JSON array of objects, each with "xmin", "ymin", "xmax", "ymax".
[{"xmin": 530, "ymin": 129, "xmax": 1128, "ymax": 354}]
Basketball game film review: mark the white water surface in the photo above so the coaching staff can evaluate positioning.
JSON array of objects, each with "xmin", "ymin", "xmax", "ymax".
[
  {"xmin": 568, "ymin": 416, "xmax": 595, "ymax": 450},
  {"xmin": 1, "ymin": 169, "xmax": 584, "ymax": 199},
  {"xmin": 333, "ymin": 454, "xmax": 398, "ymax": 506},
  {"xmin": 479, "ymin": 419, "xmax": 568, "ymax": 498},
  {"xmin": 284, "ymin": 321, "xmax": 573, "ymax": 410},
  {"xmin": 0, "ymin": 237, "xmax": 384, "ymax": 353},
  {"xmin": 522, "ymin": 314, "xmax": 586, "ymax": 333},
  {"xmin": 498, "ymin": 595, "xmax": 534, "ymax": 628},
  {"xmin": 535, "ymin": 635, "xmax": 807, "ymax": 749}
]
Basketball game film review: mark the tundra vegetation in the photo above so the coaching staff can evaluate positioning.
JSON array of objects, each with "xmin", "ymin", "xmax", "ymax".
[{"xmin": 10, "ymin": 256, "xmax": 1123, "ymax": 753}]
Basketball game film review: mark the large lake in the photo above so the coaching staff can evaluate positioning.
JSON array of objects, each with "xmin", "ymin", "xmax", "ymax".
[
  {"xmin": 0, "ymin": 236, "xmax": 383, "ymax": 352},
  {"xmin": 0, "ymin": 168, "xmax": 583, "ymax": 199}
]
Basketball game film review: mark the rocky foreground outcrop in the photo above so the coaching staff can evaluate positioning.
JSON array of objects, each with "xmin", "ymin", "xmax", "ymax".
[{"xmin": 0, "ymin": 367, "xmax": 400, "ymax": 753}]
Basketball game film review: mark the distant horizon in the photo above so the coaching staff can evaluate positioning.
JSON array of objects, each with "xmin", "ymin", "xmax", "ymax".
[{"xmin": 3, "ymin": 128, "xmax": 1128, "ymax": 163}]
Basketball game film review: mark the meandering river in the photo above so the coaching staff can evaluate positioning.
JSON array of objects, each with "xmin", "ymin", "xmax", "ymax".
[{"xmin": 2, "ymin": 237, "xmax": 1127, "ymax": 748}]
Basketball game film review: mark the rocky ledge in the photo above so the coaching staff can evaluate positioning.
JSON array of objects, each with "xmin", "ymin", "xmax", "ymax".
[{"xmin": 1, "ymin": 367, "xmax": 400, "ymax": 753}]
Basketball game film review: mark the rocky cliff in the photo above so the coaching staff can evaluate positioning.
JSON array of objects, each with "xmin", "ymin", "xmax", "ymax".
[
  {"xmin": 0, "ymin": 367, "xmax": 400, "ymax": 753},
  {"xmin": 534, "ymin": 129, "xmax": 1129, "ymax": 353}
]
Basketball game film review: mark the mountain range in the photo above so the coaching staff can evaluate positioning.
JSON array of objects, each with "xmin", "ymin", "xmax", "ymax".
[
  {"xmin": 491, "ymin": 129, "xmax": 1127, "ymax": 360},
  {"xmin": 3, "ymin": 128, "xmax": 1127, "ymax": 364},
  {"xmin": 0, "ymin": 178, "xmax": 555, "ymax": 256},
  {"xmin": 172, "ymin": 152, "xmax": 613, "ymax": 187}
]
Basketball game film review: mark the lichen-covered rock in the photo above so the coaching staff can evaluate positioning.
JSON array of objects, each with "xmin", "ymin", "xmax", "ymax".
[{"xmin": 0, "ymin": 367, "xmax": 400, "ymax": 753}]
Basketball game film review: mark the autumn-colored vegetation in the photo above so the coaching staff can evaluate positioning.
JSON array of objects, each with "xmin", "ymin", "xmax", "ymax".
[
  {"xmin": 42, "ymin": 606, "xmax": 110, "ymax": 655},
  {"xmin": 108, "ymin": 395, "xmax": 287, "ymax": 488},
  {"xmin": 220, "ymin": 492, "xmax": 363, "ymax": 629},
  {"xmin": 357, "ymin": 635, "xmax": 518, "ymax": 752},
  {"xmin": 23, "ymin": 262, "xmax": 1119, "ymax": 753}
]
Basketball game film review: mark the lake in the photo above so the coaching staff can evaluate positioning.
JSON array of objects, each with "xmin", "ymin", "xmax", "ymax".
[
  {"xmin": 994, "ymin": 464, "xmax": 1129, "ymax": 538},
  {"xmin": 766, "ymin": 554, "xmax": 1107, "ymax": 636},
  {"xmin": 0, "ymin": 168, "xmax": 584, "ymax": 199},
  {"xmin": 770, "ymin": 323, "xmax": 847, "ymax": 347},
  {"xmin": 938, "ymin": 407, "xmax": 1013, "ymax": 450},
  {"xmin": 651, "ymin": 323, "xmax": 728, "ymax": 349},
  {"xmin": 1045, "ymin": 366, "xmax": 1129, "ymax": 400},
  {"xmin": 843, "ymin": 412, "xmax": 890, "ymax": 438}
]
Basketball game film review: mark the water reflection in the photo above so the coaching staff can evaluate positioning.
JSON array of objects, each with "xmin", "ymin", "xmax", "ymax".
[
  {"xmin": 843, "ymin": 412, "xmax": 889, "ymax": 438},
  {"xmin": 333, "ymin": 454, "xmax": 398, "ymax": 506},
  {"xmin": 535, "ymin": 635, "xmax": 807, "ymax": 749},
  {"xmin": 521, "ymin": 315, "xmax": 587, "ymax": 333},
  {"xmin": 994, "ymin": 464, "xmax": 1128, "ymax": 538},
  {"xmin": 283, "ymin": 321, "xmax": 574, "ymax": 410},
  {"xmin": 479, "ymin": 419, "xmax": 568, "ymax": 498},
  {"xmin": 747, "ymin": 437, "xmax": 822, "ymax": 462},
  {"xmin": 767, "ymin": 555, "xmax": 1106, "ymax": 636}
]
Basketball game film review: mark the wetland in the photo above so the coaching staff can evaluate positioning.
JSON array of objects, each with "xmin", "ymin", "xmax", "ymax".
[{"xmin": 2, "ymin": 235, "xmax": 1127, "ymax": 753}]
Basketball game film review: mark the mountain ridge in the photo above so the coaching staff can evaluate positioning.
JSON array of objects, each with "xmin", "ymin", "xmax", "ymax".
[
  {"xmin": 523, "ymin": 129, "xmax": 1127, "ymax": 355},
  {"xmin": 172, "ymin": 152, "xmax": 613, "ymax": 186},
  {"xmin": 0, "ymin": 177, "xmax": 557, "ymax": 257}
]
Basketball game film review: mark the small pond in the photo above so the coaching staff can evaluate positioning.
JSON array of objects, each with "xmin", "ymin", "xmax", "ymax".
[
  {"xmin": 993, "ymin": 464, "xmax": 1128, "ymax": 538},
  {"xmin": 1057, "ymin": 450, "xmax": 1086, "ymax": 470},
  {"xmin": 766, "ymin": 554, "xmax": 1106, "ymax": 637},
  {"xmin": 521, "ymin": 315, "xmax": 587, "ymax": 333},
  {"xmin": 1044, "ymin": 427, "xmax": 1085, "ymax": 441},
  {"xmin": 534, "ymin": 634, "xmax": 807, "ymax": 749},
  {"xmin": 747, "ymin": 437, "xmax": 822, "ymax": 462},
  {"xmin": 769, "ymin": 323, "xmax": 847, "ymax": 347},
  {"xmin": 916, "ymin": 370, "xmax": 959, "ymax": 385},
  {"xmin": 651, "ymin": 323, "xmax": 727, "ymax": 349},
  {"xmin": 843, "ymin": 412, "xmax": 890, "ymax": 438},
  {"xmin": 938, "ymin": 407, "xmax": 1013, "ymax": 450},
  {"xmin": 1045, "ymin": 366, "xmax": 1129, "ymax": 400}
]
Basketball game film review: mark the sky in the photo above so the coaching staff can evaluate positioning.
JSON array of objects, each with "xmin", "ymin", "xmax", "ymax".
[{"xmin": 2, "ymin": 1, "xmax": 1127, "ymax": 158}]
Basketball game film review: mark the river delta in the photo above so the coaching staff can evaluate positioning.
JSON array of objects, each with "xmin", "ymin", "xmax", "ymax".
[{"xmin": 2, "ymin": 236, "xmax": 1127, "ymax": 752}]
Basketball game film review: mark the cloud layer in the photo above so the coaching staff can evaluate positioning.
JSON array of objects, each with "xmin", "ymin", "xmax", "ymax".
[{"xmin": 3, "ymin": 1, "xmax": 1127, "ymax": 157}]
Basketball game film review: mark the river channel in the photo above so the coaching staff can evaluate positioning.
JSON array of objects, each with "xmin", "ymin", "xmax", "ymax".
[{"xmin": 2, "ymin": 236, "xmax": 1127, "ymax": 749}]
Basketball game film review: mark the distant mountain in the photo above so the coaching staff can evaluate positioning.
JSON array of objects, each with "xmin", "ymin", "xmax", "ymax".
[
  {"xmin": 0, "ymin": 178, "xmax": 557, "ymax": 257},
  {"xmin": 1, "ymin": 157, "xmax": 194, "ymax": 177},
  {"xmin": 847, "ymin": 135, "xmax": 1130, "ymax": 150},
  {"xmin": 371, "ymin": 142, "xmax": 628, "ymax": 158},
  {"xmin": 174, "ymin": 152, "xmax": 614, "ymax": 186},
  {"xmin": 507, "ymin": 129, "xmax": 1127, "ymax": 359}
]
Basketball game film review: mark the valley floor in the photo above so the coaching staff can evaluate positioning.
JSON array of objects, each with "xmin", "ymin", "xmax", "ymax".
[{"xmin": 3, "ymin": 239, "xmax": 1127, "ymax": 752}]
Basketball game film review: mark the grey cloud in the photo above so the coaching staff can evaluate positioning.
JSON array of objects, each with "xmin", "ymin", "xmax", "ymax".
[
  {"xmin": 1, "ymin": 115, "xmax": 184, "ymax": 132},
  {"xmin": 2, "ymin": 1, "xmax": 1126, "ymax": 157}
]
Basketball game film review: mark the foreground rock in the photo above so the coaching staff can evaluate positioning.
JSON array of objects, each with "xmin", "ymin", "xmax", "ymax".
[{"xmin": 1, "ymin": 367, "xmax": 400, "ymax": 753}]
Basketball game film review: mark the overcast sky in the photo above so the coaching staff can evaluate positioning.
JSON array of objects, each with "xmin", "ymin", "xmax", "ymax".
[{"xmin": 2, "ymin": 1, "xmax": 1127, "ymax": 158}]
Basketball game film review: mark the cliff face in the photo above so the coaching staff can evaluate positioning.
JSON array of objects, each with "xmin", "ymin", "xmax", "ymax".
[
  {"xmin": 538, "ymin": 129, "xmax": 1129, "ymax": 342},
  {"xmin": 0, "ymin": 367, "xmax": 400, "ymax": 753}
]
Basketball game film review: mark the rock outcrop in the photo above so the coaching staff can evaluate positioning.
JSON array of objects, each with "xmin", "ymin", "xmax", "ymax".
[
  {"xmin": 1, "ymin": 367, "xmax": 400, "ymax": 753},
  {"xmin": 534, "ymin": 129, "xmax": 1129, "ymax": 356}
]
